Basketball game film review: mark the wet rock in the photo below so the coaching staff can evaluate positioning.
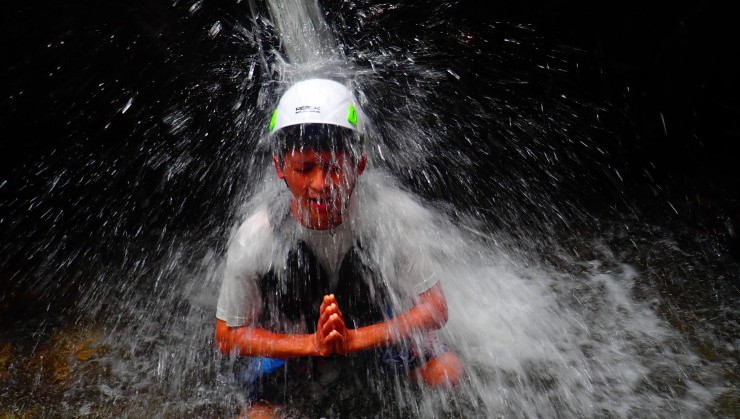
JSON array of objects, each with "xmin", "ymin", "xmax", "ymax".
[
  {"xmin": 73, "ymin": 335, "xmax": 108, "ymax": 362},
  {"xmin": 0, "ymin": 406, "xmax": 43, "ymax": 418},
  {"xmin": 715, "ymin": 391, "xmax": 739, "ymax": 417},
  {"xmin": 0, "ymin": 320, "xmax": 110, "ymax": 415},
  {"xmin": 636, "ymin": 365, "xmax": 689, "ymax": 399},
  {"xmin": 0, "ymin": 342, "xmax": 12, "ymax": 381},
  {"xmin": 695, "ymin": 341, "xmax": 720, "ymax": 362}
]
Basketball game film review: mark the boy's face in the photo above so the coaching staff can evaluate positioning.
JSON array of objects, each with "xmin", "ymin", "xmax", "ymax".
[{"xmin": 274, "ymin": 147, "xmax": 366, "ymax": 230}]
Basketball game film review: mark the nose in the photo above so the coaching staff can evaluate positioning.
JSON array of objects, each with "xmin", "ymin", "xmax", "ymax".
[{"xmin": 309, "ymin": 167, "xmax": 330, "ymax": 192}]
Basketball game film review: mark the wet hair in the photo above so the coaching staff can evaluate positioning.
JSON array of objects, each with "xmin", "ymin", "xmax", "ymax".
[{"xmin": 273, "ymin": 124, "xmax": 363, "ymax": 164}]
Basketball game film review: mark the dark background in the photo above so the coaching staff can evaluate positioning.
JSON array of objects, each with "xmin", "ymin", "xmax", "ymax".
[{"xmin": 2, "ymin": 0, "xmax": 739, "ymax": 293}]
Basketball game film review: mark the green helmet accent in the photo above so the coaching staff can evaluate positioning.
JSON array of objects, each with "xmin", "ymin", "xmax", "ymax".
[
  {"xmin": 269, "ymin": 109, "xmax": 278, "ymax": 132},
  {"xmin": 347, "ymin": 104, "xmax": 357, "ymax": 126}
]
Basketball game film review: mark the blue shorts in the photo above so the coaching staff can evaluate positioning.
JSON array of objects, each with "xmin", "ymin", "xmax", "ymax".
[
  {"xmin": 235, "ymin": 356, "xmax": 287, "ymax": 388},
  {"xmin": 234, "ymin": 333, "xmax": 448, "ymax": 402}
]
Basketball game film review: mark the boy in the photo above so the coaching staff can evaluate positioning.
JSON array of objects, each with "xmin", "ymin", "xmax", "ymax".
[{"xmin": 215, "ymin": 79, "xmax": 463, "ymax": 415}]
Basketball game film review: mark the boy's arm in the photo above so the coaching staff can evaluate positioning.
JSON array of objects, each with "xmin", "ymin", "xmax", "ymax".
[
  {"xmin": 215, "ymin": 312, "xmax": 342, "ymax": 358},
  {"xmin": 215, "ymin": 320, "xmax": 314, "ymax": 357},
  {"xmin": 334, "ymin": 282, "xmax": 448, "ymax": 354}
]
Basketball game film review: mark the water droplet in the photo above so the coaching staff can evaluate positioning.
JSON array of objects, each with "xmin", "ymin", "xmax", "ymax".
[
  {"xmin": 208, "ymin": 21, "xmax": 222, "ymax": 38},
  {"xmin": 121, "ymin": 98, "xmax": 133, "ymax": 114}
]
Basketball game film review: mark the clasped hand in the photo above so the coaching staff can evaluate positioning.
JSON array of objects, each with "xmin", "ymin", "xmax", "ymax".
[{"xmin": 315, "ymin": 294, "xmax": 351, "ymax": 356}]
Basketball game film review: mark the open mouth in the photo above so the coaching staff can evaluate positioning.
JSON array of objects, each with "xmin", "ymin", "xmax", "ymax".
[{"xmin": 308, "ymin": 197, "xmax": 329, "ymax": 211}]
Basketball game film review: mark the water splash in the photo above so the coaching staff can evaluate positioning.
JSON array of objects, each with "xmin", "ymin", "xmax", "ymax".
[
  {"xmin": 264, "ymin": 0, "xmax": 339, "ymax": 64},
  {"xmin": 1, "ymin": 1, "xmax": 736, "ymax": 417}
]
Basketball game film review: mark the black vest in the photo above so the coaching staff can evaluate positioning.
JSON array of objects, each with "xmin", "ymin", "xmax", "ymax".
[{"xmin": 257, "ymin": 213, "xmax": 389, "ymax": 333}]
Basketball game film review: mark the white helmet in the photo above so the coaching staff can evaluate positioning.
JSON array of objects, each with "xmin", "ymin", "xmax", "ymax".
[{"xmin": 269, "ymin": 79, "xmax": 361, "ymax": 135}]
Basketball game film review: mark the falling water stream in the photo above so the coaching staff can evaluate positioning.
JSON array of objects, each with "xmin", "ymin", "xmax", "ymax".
[{"xmin": 1, "ymin": 0, "xmax": 737, "ymax": 417}]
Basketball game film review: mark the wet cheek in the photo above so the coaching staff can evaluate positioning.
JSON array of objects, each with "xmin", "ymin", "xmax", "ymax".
[{"xmin": 287, "ymin": 179, "xmax": 309, "ymax": 200}]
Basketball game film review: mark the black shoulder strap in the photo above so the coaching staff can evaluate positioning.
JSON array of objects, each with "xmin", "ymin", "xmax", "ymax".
[{"xmin": 258, "ymin": 240, "xmax": 331, "ymax": 333}]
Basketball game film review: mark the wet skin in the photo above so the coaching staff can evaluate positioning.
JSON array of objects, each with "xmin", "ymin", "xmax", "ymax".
[{"xmin": 273, "ymin": 148, "xmax": 366, "ymax": 230}]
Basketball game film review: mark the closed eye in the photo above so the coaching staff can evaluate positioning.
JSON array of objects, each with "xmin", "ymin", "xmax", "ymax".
[{"xmin": 295, "ymin": 164, "xmax": 314, "ymax": 173}]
